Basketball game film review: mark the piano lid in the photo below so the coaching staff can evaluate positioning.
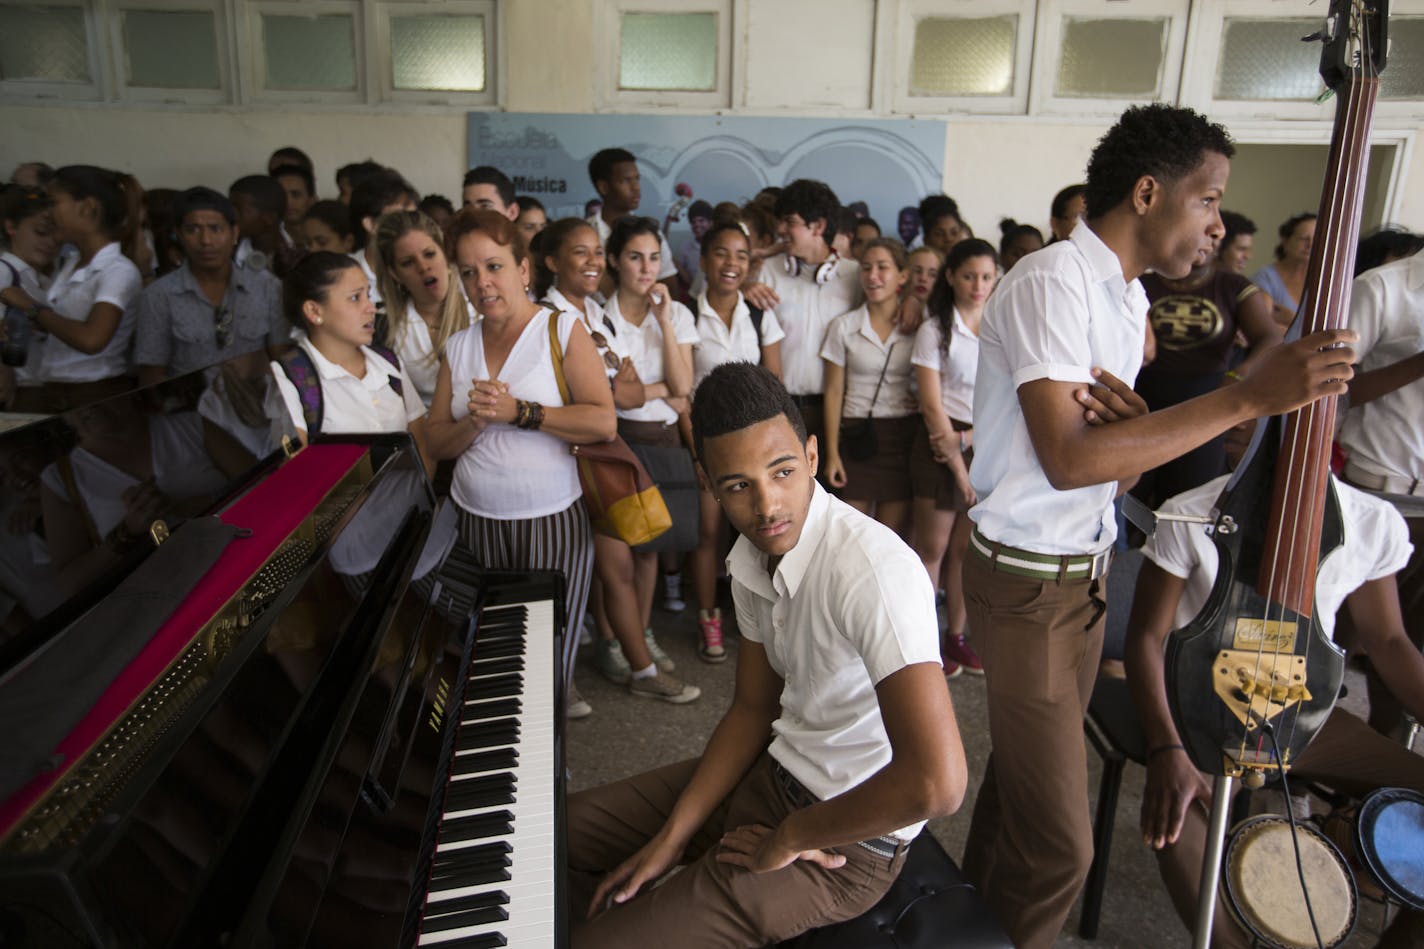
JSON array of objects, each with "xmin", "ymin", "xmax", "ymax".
[{"xmin": 0, "ymin": 352, "xmax": 301, "ymax": 681}]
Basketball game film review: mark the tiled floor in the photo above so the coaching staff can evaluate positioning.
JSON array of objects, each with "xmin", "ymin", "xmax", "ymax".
[{"xmin": 564, "ymin": 550, "xmax": 1405, "ymax": 948}]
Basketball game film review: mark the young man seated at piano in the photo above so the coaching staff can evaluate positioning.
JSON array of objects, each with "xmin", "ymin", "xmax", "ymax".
[
  {"xmin": 1124, "ymin": 419, "xmax": 1424, "ymax": 948},
  {"xmin": 566, "ymin": 361, "xmax": 967, "ymax": 948}
]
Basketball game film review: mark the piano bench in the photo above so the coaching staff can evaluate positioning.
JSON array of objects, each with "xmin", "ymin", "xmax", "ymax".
[{"xmin": 773, "ymin": 833, "xmax": 1014, "ymax": 949}]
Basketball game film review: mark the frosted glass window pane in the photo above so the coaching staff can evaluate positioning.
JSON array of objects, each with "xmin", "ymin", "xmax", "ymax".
[
  {"xmin": 0, "ymin": 5, "xmax": 90, "ymax": 83},
  {"xmin": 123, "ymin": 10, "xmax": 219, "ymax": 89},
  {"xmin": 1215, "ymin": 18, "xmax": 1322, "ymax": 101},
  {"xmin": 1056, "ymin": 17, "xmax": 1166, "ymax": 98},
  {"xmin": 262, "ymin": 13, "xmax": 356, "ymax": 91},
  {"xmin": 391, "ymin": 14, "xmax": 485, "ymax": 91},
  {"xmin": 910, "ymin": 15, "xmax": 1016, "ymax": 97},
  {"xmin": 1380, "ymin": 17, "xmax": 1424, "ymax": 99},
  {"xmin": 619, "ymin": 12, "xmax": 716, "ymax": 91}
]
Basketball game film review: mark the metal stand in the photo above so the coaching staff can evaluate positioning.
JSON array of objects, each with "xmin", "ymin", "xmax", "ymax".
[{"xmin": 1192, "ymin": 774, "xmax": 1236, "ymax": 949}]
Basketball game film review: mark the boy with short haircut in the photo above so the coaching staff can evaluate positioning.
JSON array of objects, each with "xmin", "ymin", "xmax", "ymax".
[
  {"xmin": 228, "ymin": 175, "xmax": 292, "ymax": 275},
  {"xmin": 347, "ymin": 169, "xmax": 419, "ymax": 319},
  {"xmin": 271, "ymin": 163, "xmax": 316, "ymax": 239},
  {"xmin": 461, "ymin": 165, "xmax": 519, "ymax": 219},
  {"xmin": 960, "ymin": 103, "xmax": 1356, "ymax": 949},
  {"xmin": 586, "ymin": 148, "xmax": 679, "ymax": 292},
  {"xmin": 334, "ymin": 159, "xmax": 385, "ymax": 206},
  {"xmin": 134, "ymin": 187, "xmax": 287, "ymax": 385},
  {"xmin": 567, "ymin": 362, "xmax": 965, "ymax": 949},
  {"xmin": 743, "ymin": 178, "xmax": 864, "ymax": 450}
]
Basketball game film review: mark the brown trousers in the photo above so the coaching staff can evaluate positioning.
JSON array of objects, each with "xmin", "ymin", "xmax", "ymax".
[
  {"xmin": 566, "ymin": 753, "xmax": 908, "ymax": 948},
  {"xmin": 1155, "ymin": 709, "xmax": 1424, "ymax": 948},
  {"xmin": 960, "ymin": 553, "xmax": 1108, "ymax": 949}
]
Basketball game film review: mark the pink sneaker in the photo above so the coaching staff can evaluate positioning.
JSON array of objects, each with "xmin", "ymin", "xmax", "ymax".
[
  {"xmin": 698, "ymin": 609, "xmax": 727, "ymax": 663},
  {"xmin": 943, "ymin": 633, "xmax": 983, "ymax": 675}
]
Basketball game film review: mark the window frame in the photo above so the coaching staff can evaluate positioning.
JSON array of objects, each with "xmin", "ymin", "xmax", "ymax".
[
  {"xmin": 1028, "ymin": 0, "xmax": 1190, "ymax": 116},
  {"xmin": 890, "ymin": 0, "xmax": 1035, "ymax": 116},
  {"xmin": 596, "ymin": 0, "xmax": 732, "ymax": 110},
  {"xmin": 0, "ymin": 0, "xmax": 109, "ymax": 101},
  {"xmin": 109, "ymin": 0, "xmax": 232, "ymax": 104},
  {"xmin": 1181, "ymin": 0, "xmax": 1424, "ymax": 122},
  {"xmin": 373, "ymin": 0, "xmax": 496, "ymax": 106},
  {"xmin": 242, "ymin": 0, "xmax": 365, "ymax": 105}
]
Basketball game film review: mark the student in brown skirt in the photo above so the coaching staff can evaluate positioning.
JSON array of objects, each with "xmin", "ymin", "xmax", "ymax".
[
  {"xmin": 819, "ymin": 239, "xmax": 919, "ymax": 533},
  {"xmin": 909, "ymin": 238, "xmax": 999, "ymax": 676}
]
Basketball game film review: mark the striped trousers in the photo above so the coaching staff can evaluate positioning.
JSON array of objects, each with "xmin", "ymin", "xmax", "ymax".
[{"xmin": 456, "ymin": 500, "xmax": 594, "ymax": 706}]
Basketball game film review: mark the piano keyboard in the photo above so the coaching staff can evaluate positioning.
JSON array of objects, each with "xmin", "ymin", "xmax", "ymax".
[{"xmin": 417, "ymin": 596, "xmax": 558, "ymax": 948}]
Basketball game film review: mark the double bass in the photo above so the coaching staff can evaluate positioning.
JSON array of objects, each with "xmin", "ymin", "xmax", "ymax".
[{"xmin": 1162, "ymin": 1, "xmax": 1389, "ymax": 944}]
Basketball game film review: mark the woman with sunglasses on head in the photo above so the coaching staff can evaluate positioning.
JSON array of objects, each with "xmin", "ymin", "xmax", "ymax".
[
  {"xmin": 0, "ymin": 185, "xmax": 61, "ymax": 411},
  {"xmin": 374, "ymin": 209, "xmax": 473, "ymax": 405},
  {"xmin": 820, "ymin": 238, "xmax": 919, "ymax": 534},
  {"xmin": 424, "ymin": 210, "xmax": 618, "ymax": 720},
  {"xmin": 579, "ymin": 215, "xmax": 702, "ymax": 702},
  {"xmin": 909, "ymin": 238, "xmax": 999, "ymax": 678},
  {"xmin": 2, "ymin": 166, "xmax": 144, "ymax": 412}
]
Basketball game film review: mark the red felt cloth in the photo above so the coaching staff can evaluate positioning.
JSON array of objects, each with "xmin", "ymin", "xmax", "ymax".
[{"xmin": 0, "ymin": 443, "xmax": 368, "ymax": 840}]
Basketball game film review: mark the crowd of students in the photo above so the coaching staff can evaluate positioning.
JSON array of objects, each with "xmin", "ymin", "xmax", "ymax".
[{"xmin": 3, "ymin": 122, "xmax": 1424, "ymax": 947}]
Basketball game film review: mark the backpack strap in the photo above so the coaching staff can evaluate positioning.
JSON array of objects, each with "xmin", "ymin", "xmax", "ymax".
[
  {"xmin": 369, "ymin": 342, "xmax": 404, "ymax": 398},
  {"xmin": 275, "ymin": 347, "xmax": 324, "ymax": 436},
  {"xmin": 747, "ymin": 305, "xmax": 765, "ymax": 344}
]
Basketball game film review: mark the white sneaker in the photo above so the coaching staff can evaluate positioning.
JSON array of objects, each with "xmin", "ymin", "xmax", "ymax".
[
  {"xmin": 663, "ymin": 572, "xmax": 687, "ymax": 612},
  {"xmin": 567, "ymin": 685, "xmax": 592, "ymax": 719}
]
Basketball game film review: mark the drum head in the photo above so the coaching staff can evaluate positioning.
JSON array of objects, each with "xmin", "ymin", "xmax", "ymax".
[
  {"xmin": 1356, "ymin": 788, "xmax": 1424, "ymax": 912},
  {"xmin": 1223, "ymin": 816, "xmax": 1357, "ymax": 949}
]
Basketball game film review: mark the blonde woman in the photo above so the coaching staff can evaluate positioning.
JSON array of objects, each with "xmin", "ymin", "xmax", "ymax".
[{"xmin": 374, "ymin": 210, "xmax": 473, "ymax": 405}]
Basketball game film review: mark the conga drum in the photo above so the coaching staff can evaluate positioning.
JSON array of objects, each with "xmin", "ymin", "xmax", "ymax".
[
  {"xmin": 1222, "ymin": 815, "xmax": 1358, "ymax": 949},
  {"xmin": 1355, "ymin": 788, "xmax": 1424, "ymax": 912}
]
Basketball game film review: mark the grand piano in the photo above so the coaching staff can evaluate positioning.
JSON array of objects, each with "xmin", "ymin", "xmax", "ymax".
[{"xmin": 0, "ymin": 360, "xmax": 568, "ymax": 948}]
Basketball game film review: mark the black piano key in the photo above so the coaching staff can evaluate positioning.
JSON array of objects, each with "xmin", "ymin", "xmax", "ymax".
[
  {"xmin": 456, "ymin": 721, "xmax": 520, "ymax": 751},
  {"xmin": 431, "ymin": 847, "xmax": 511, "ymax": 876},
  {"xmin": 470, "ymin": 639, "xmax": 523, "ymax": 659},
  {"xmin": 423, "ymin": 890, "xmax": 510, "ymax": 916},
  {"xmin": 461, "ymin": 698, "xmax": 522, "ymax": 721},
  {"xmin": 420, "ymin": 904, "xmax": 509, "ymax": 933},
  {"xmin": 447, "ymin": 747, "xmax": 518, "ymax": 775},
  {"xmin": 436, "ymin": 810, "xmax": 513, "ymax": 843},
  {"xmin": 427, "ymin": 864, "xmax": 511, "ymax": 888},
  {"xmin": 467, "ymin": 656, "xmax": 524, "ymax": 676},
  {"xmin": 443, "ymin": 779, "xmax": 515, "ymax": 811},
  {"xmin": 427, "ymin": 934, "xmax": 507, "ymax": 949},
  {"xmin": 464, "ymin": 673, "xmax": 522, "ymax": 697}
]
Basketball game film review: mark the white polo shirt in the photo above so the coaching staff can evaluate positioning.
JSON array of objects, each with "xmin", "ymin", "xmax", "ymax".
[
  {"xmin": 819, "ymin": 305, "xmax": 918, "ymax": 419},
  {"xmin": 0, "ymin": 250, "xmax": 50, "ymax": 386},
  {"xmin": 1339, "ymin": 251, "xmax": 1424, "ymax": 484},
  {"xmin": 392, "ymin": 300, "xmax": 441, "ymax": 406},
  {"xmin": 270, "ymin": 334, "xmax": 424, "ymax": 437},
  {"xmin": 691, "ymin": 291, "xmax": 784, "ymax": 390},
  {"xmin": 911, "ymin": 307, "xmax": 979, "ymax": 424},
  {"xmin": 759, "ymin": 252, "xmax": 864, "ymax": 397},
  {"xmin": 545, "ymin": 286, "xmax": 624, "ymax": 383},
  {"xmin": 588, "ymin": 214, "xmax": 678, "ymax": 282},
  {"xmin": 728, "ymin": 482, "xmax": 942, "ymax": 841},
  {"xmin": 43, "ymin": 242, "xmax": 143, "ymax": 383},
  {"xmin": 349, "ymin": 251, "xmax": 384, "ymax": 310},
  {"xmin": 969, "ymin": 222, "xmax": 1148, "ymax": 555},
  {"xmin": 1143, "ymin": 474, "xmax": 1412, "ymax": 638},
  {"xmin": 604, "ymin": 293, "xmax": 699, "ymax": 425}
]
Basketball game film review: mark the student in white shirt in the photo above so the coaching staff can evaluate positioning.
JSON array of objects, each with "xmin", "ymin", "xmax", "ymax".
[
  {"xmin": 1338, "ymin": 247, "xmax": 1424, "ymax": 736},
  {"xmin": 461, "ymin": 165, "xmax": 519, "ymax": 220},
  {"xmin": 269, "ymin": 251, "xmax": 427, "ymax": 454},
  {"xmin": 742, "ymin": 179, "xmax": 863, "ymax": 456},
  {"xmin": 820, "ymin": 239, "xmax": 918, "ymax": 533},
  {"xmin": 686, "ymin": 220, "xmax": 785, "ymax": 663},
  {"xmin": 1125, "ymin": 429, "xmax": 1424, "ymax": 949},
  {"xmin": 586, "ymin": 148, "xmax": 680, "ymax": 299},
  {"xmin": 0, "ymin": 184, "xmax": 60, "ymax": 412},
  {"xmin": 567, "ymin": 362, "xmax": 966, "ymax": 948},
  {"xmin": 348, "ymin": 169, "xmax": 420, "ymax": 326},
  {"xmin": 424, "ymin": 209, "xmax": 615, "ymax": 718},
  {"xmin": 3, "ymin": 166, "xmax": 144, "ymax": 412},
  {"xmin": 961, "ymin": 104, "xmax": 1358, "ymax": 949},
  {"xmin": 584, "ymin": 215, "xmax": 702, "ymax": 703},
  {"xmin": 373, "ymin": 210, "xmax": 473, "ymax": 405},
  {"xmin": 910, "ymin": 238, "xmax": 998, "ymax": 679}
]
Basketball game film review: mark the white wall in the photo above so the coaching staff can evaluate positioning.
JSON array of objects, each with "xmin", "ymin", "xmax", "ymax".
[{"xmin": 2, "ymin": 0, "xmax": 1420, "ymax": 240}]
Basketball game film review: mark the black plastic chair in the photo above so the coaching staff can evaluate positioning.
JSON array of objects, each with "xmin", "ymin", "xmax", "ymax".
[
  {"xmin": 1080, "ymin": 673, "xmax": 1149, "ymax": 939},
  {"xmin": 776, "ymin": 832, "xmax": 1014, "ymax": 949}
]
